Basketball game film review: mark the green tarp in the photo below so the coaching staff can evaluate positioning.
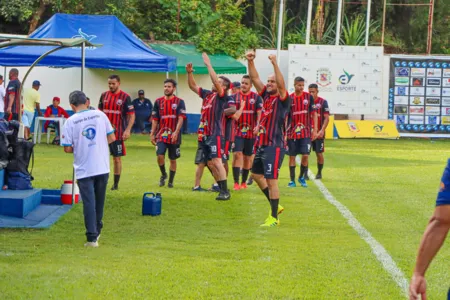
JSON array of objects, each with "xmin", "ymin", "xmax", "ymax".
[{"xmin": 150, "ymin": 44, "xmax": 246, "ymax": 75}]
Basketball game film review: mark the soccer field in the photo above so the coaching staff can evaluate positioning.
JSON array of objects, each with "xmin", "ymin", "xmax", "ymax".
[{"xmin": 0, "ymin": 135, "xmax": 449, "ymax": 299}]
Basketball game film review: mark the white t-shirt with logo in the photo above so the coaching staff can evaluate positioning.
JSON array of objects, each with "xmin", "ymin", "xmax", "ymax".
[
  {"xmin": 62, "ymin": 109, "xmax": 114, "ymax": 180},
  {"xmin": 0, "ymin": 85, "xmax": 5, "ymax": 112}
]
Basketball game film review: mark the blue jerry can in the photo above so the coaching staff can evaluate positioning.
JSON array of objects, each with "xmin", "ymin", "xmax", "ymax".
[{"xmin": 142, "ymin": 192, "xmax": 161, "ymax": 216}]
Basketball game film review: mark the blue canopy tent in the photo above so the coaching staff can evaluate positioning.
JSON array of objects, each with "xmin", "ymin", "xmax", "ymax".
[{"xmin": 0, "ymin": 13, "xmax": 176, "ymax": 72}]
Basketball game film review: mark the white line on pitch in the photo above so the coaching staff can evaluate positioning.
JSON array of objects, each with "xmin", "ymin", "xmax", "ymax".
[{"xmin": 300, "ymin": 160, "xmax": 409, "ymax": 297}]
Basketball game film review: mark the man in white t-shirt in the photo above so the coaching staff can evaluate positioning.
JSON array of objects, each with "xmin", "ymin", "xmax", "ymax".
[
  {"xmin": 62, "ymin": 91, "xmax": 115, "ymax": 248},
  {"xmin": 0, "ymin": 75, "xmax": 5, "ymax": 119}
]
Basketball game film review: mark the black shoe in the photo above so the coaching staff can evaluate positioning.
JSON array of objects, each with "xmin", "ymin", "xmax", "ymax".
[
  {"xmin": 247, "ymin": 178, "xmax": 253, "ymax": 185},
  {"xmin": 216, "ymin": 191, "xmax": 231, "ymax": 201},
  {"xmin": 209, "ymin": 184, "xmax": 220, "ymax": 193},
  {"xmin": 315, "ymin": 174, "xmax": 322, "ymax": 180},
  {"xmin": 159, "ymin": 175, "xmax": 167, "ymax": 187},
  {"xmin": 111, "ymin": 185, "xmax": 118, "ymax": 191},
  {"xmin": 168, "ymin": 182, "xmax": 174, "ymax": 188}
]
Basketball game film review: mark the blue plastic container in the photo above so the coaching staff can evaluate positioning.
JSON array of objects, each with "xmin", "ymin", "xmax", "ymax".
[{"xmin": 142, "ymin": 192, "xmax": 161, "ymax": 216}]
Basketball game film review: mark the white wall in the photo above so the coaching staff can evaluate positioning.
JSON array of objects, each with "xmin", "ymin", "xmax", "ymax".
[{"xmin": 2, "ymin": 48, "xmax": 390, "ymax": 120}]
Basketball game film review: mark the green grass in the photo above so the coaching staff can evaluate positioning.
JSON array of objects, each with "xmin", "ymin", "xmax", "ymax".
[{"xmin": 1, "ymin": 136, "xmax": 449, "ymax": 299}]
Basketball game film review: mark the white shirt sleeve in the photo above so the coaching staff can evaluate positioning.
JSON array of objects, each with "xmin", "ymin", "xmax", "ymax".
[
  {"xmin": 61, "ymin": 119, "xmax": 73, "ymax": 146},
  {"xmin": 0, "ymin": 86, "xmax": 5, "ymax": 100},
  {"xmin": 102, "ymin": 112, "xmax": 114, "ymax": 135}
]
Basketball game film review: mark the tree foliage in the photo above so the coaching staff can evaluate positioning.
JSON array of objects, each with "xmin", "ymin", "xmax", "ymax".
[{"xmin": 0, "ymin": 0, "xmax": 449, "ymax": 56}]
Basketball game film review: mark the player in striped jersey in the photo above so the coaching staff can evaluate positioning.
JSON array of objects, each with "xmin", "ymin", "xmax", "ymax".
[
  {"xmin": 286, "ymin": 77, "xmax": 317, "ymax": 188},
  {"xmin": 150, "ymin": 79, "xmax": 186, "ymax": 188},
  {"xmin": 98, "ymin": 75, "xmax": 135, "ymax": 190},
  {"xmin": 247, "ymin": 51, "xmax": 290, "ymax": 227},
  {"xmin": 231, "ymin": 75, "xmax": 263, "ymax": 190},
  {"xmin": 309, "ymin": 84, "xmax": 330, "ymax": 179},
  {"xmin": 186, "ymin": 53, "xmax": 234, "ymax": 201}
]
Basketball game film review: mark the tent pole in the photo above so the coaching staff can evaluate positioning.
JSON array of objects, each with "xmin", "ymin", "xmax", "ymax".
[
  {"xmin": 166, "ymin": 72, "xmax": 169, "ymax": 79},
  {"xmin": 72, "ymin": 42, "xmax": 86, "ymax": 205},
  {"xmin": 3, "ymin": 67, "xmax": 6, "ymax": 86},
  {"xmin": 276, "ymin": 0, "xmax": 284, "ymax": 64},
  {"xmin": 365, "ymin": 0, "xmax": 372, "ymax": 46},
  {"xmin": 305, "ymin": 0, "xmax": 313, "ymax": 45}
]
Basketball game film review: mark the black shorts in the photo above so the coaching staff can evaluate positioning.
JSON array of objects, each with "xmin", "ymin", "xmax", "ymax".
[
  {"xmin": 222, "ymin": 138, "xmax": 231, "ymax": 162},
  {"xmin": 312, "ymin": 139, "xmax": 325, "ymax": 153},
  {"xmin": 195, "ymin": 142, "xmax": 207, "ymax": 165},
  {"xmin": 287, "ymin": 138, "xmax": 311, "ymax": 156},
  {"xmin": 109, "ymin": 140, "xmax": 126, "ymax": 157},
  {"xmin": 4, "ymin": 113, "xmax": 18, "ymax": 121},
  {"xmin": 156, "ymin": 142, "xmax": 180, "ymax": 160},
  {"xmin": 202, "ymin": 135, "xmax": 223, "ymax": 161},
  {"xmin": 251, "ymin": 146, "xmax": 286, "ymax": 180},
  {"xmin": 233, "ymin": 137, "xmax": 255, "ymax": 157}
]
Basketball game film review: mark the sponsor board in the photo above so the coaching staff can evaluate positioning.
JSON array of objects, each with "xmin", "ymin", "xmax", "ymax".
[
  {"xmin": 394, "ymin": 105, "xmax": 408, "ymax": 115},
  {"xmin": 427, "ymin": 78, "xmax": 441, "ymax": 86},
  {"xmin": 426, "ymin": 87, "xmax": 441, "ymax": 96},
  {"xmin": 410, "ymin": 87, "xmax": 425, "ymax": 96},
  {"xmin": 427, "ymin": 68, "xmax": 442, "ymax": 77},
  {"xmin": 334, "ymin": 120, "xmax": 399, "ymax": 139},
  {"xmin": 395, "ymin": 86, "xmax": 409, "ymax": 96},
  {"xmin": 411, "ymin": 77, "xmax": 424, "ymax": 86},
  {"xmin": 426, "ymin": 116, "xmax": 439, "ymax": 125},
  {"xmin": 442, "ymin": 107, "xmax": 450, "ymax": 116},
  {"xmin": 425, "ymin": 97, "xmax": 441, "ymax": 106},
  {"xmin": 394, "ymin": 96, "xmax": 408, "ymax": 105},
  {"xmin": 426, "ymin": 106, "xmax": 440, "ymax": 116},
  {"xmin": 409, "ymin": 116, "xmax": 425, "ymax": 124},
  {"xmin": 411, "ymin": 68, "xmax": 426, "ymax": 76},
  {"xmin": 410, "ymin": 97, "xmax": 424, "ymax": 106},
  {"xmin": 409, "ymin": 106, "xmax": 424, "ymax": 115}
]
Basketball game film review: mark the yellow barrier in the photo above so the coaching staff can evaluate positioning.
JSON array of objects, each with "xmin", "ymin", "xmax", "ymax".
[
  {"xmin": 325, "ymin": 115, "xmax": 335, "ymax": 140},
  {"xmin": 334, "ymin": 120, "xmax": 399, "ymax": 139}
]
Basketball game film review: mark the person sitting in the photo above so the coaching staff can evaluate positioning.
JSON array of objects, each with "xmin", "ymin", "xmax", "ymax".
[
  {"xmin": 44, "ymin": 96, "xmax": 70, "ymax": 144},
  {"xmin": 86, "ymin": 97, "xmax": 96, "ymax": 110},
  {"xmin": 132, "ymin": 90, "xmax": 152, "ymax": 134}
]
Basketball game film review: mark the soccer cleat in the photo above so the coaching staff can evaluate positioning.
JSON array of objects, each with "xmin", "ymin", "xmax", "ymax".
[
  {"xmin": 96, "ymin": 234, "xmax": 101, "ymax": 242},
  {"xmin": 315, "ymin": 174, "xmax": 322, "ymax": 180},
  {"xmin": 265, "ymin": 205, "xmax": 285, "ymax": 222},
  {"xmin": 168, "ymin": 182, "xmax": 174, "ymax": 188},
  {"xmin": 192, "ymin": 186, "xmax": 207, "ymax": 192},
  {"xmin": 209, "ymin": 184, "xmax": 220, "ymax": 193},
  {"xmin": 84, "ymin": 241, "xmax": 99, "ymax": 248},
  {"xmin": 240, "ymin": 182, "xmax": 248, "ymax": 189},
  {"xmin": 159, "ymin": 175, "xmax": 167, "ymax": 187},
  {"xmin": 298, "ymin": 177, "xmax": 308, "ymax": 188},
  {"xmin": 111, "ymin": 185, "xmax": 118, "ymax": 191},
  {"xmin": 216, "ymin": 191, "xmax": 231, "ymax": 201},
  {"xmin": 247, "ymin": 177, "xmax": 253, "ymax": 185},
  {"xmin": 287, "ymin": 181, "xmax": 296, "ymax": 188},
  {"xmin": 233, "ymin": 183, "xmax": 240, "ymax": 191},
  {"xmin": 260, "ymin": 216, "xmax": 279, "ymax": 227}
]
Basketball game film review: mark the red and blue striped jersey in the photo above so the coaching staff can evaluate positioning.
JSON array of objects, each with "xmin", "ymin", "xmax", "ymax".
[
  {"xmin": 287, "ymin": 91, "xmax": 315, "ymax": 139},
  {"xmin": 257, "ymin": 86, "xmax": 290, "ymax": 147},
  {"xmin": 152, "ymin": 95, "xmax": 186, "ymax": 144},
  {"xmin": 232, "ymin": 91, "xmax": 263, "ymax": 139},
  {"xmin": 98, "ymin": 90, "xmax": 134, "ymax": 140}
]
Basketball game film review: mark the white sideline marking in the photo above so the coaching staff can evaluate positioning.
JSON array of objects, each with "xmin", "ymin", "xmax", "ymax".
[{"xmin": 297, "ymin": 158, "xmax": 409, "ymax": 297}]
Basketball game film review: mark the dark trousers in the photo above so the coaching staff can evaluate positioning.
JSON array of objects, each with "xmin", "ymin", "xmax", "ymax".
[
  {"xmin": 133, "ymin": 115, "xmax": 150, "ymax": 133},
  {"xmin": 77, "ymin": 173, "xmax": 109, "ymax": 242}
]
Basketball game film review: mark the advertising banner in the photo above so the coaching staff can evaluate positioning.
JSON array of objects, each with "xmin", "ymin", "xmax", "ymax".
[
  {"xmin": 334, "ymin": 120, "xmax": 399, "ymax": 139},
  {"xmin": 389, "ymin": 57, "xmax": 450, "ymax": 134}
]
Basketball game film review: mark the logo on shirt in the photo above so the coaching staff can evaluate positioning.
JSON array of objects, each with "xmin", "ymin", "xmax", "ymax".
[
  {"xmin": 172, "ymin": 104, "xmax": 178, "ymax": 110},
  {"xmin": 303, "ymin": 99, "xmax": 309, "ymax": 106},
  {"xmin": 240, "ymin": 124, "xmax": 250, "ymax": 136},
  {"xmin": 249, "ymin": 98, "xmax": 255, "ymax": 105},
  {"xmin": 82, "ymin": 126, "xmax": 96, "ymax": 141},
  {"xmin": 315, "ymin": 103, "xmax": 322, "ymax": 109},
  {"xmin": 117, "ymin": 99, "xmax": 123, "ymax": 106}
]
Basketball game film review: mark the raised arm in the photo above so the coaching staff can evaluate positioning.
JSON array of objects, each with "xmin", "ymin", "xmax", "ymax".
[
  {"xmin": 202, "ymin": 53, "xmax": 224, "ymax": 96},
  {"xmin": 186, "ymin": 63, "xmax": 200, "ymax": 95},
  {"xmin": 268, "ymin": 55, "xmax": 287, "ymax": 99},
  {"xmin": 245, "ymin": 51, "xmax": 264, "ymax": 93}
]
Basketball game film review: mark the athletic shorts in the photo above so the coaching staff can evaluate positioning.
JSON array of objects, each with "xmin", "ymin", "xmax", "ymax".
[
  {"xmin": 22, "ymin": 110, "xmax": 35, "ymax": 128},
  {"xmin": 195, "ymin": 142, "xmax": 207, "ymax": 165},
  {"xmin": 251, "ymin": 146, "xmax": 286, "ymax": 180},
  {"xmin": 201, "ymin": 135, "xmax": 223, "ymax": 161},
  {"xmin": 287, "ymin": 138, "xmax": 311, "ymax": 156},
  {"xmin": 436, "ymin": 159, "xmax": 450, "ymax": 206},
  {"xmin": 233, "ymin": 136, "xmax": 255, "ymax": 157},
  {"xmin": 109, "ymin": 140, "xmax": 126, "ymax": 157},
  {"xmin": 156, "ymin": 141, "xmax": 180, "ymax": 160},
  {"xmin": 222, "ymin": 138, "xmax": 231, "ymax": 162},
  {"xmin": 4, "ymin": 113, "xmax": 18, "ymax": 121},
  {"xmin": 312, "ymin": 139, "xmax": 325, "ymax": 153}
]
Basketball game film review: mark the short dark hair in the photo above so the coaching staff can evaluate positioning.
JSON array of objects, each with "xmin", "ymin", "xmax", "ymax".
[
  {"xmin": 308, "ymin": 83, "xmax": 319, "ymax": 89},
  {"xmin": 69, "ymin": 91, "xmax": 87, "ymax": 107},
  {"xmin": 219, "ymin": 76, "xmax": 231, "ymax": 90},
  {"xmin": 10, "ymin": 68, "xmax": 19, "ymax": 76},
  {"xmin": 0, "ymin": 75, "xmax": 3, "ymax": 80},
  {"xmin": 108, "ymin": 74, "xmax": 120, "ymax": 82},
  {"xmin": 164, "ymin": 78, "xmax": 177, "ymax": 88},
  {"xmin": 294, "ymin": 76, "xmax": 305, "ymax": 83}
]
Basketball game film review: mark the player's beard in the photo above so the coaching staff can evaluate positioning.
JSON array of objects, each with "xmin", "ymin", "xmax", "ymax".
[
  {"xmin": 109, "ymin": 87, "xmax": 118, "ymax": 93},
  {"xmin": 164, "ymin": 91, "xmax": 173, "ymax": 97}
]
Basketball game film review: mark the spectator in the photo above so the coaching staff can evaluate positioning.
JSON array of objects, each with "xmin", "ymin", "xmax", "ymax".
[
  {"xmin": 4, "ymin": 68, "xmax": 21, "ymax": 121},
  {"xmin": 231, "ymin": 81, "xmax": 241, "ymax": 95},
  {"xmin": 44, "ymin": 97, "xmax": 70, "ymax": 143},
  {"xmin": 0, "ymin": 75, "xmax": 5, "ymax": 119},
  {"xmin": 22, "ymin": 80, "xmax": 43, "ymax": 139},
  {"xmin": 132, "ymin": 90, "xmax": 152, "ymax": 134},
  {"xmin": 86, "ymin": 97, "xmax": 96, "ymax": 110}
]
